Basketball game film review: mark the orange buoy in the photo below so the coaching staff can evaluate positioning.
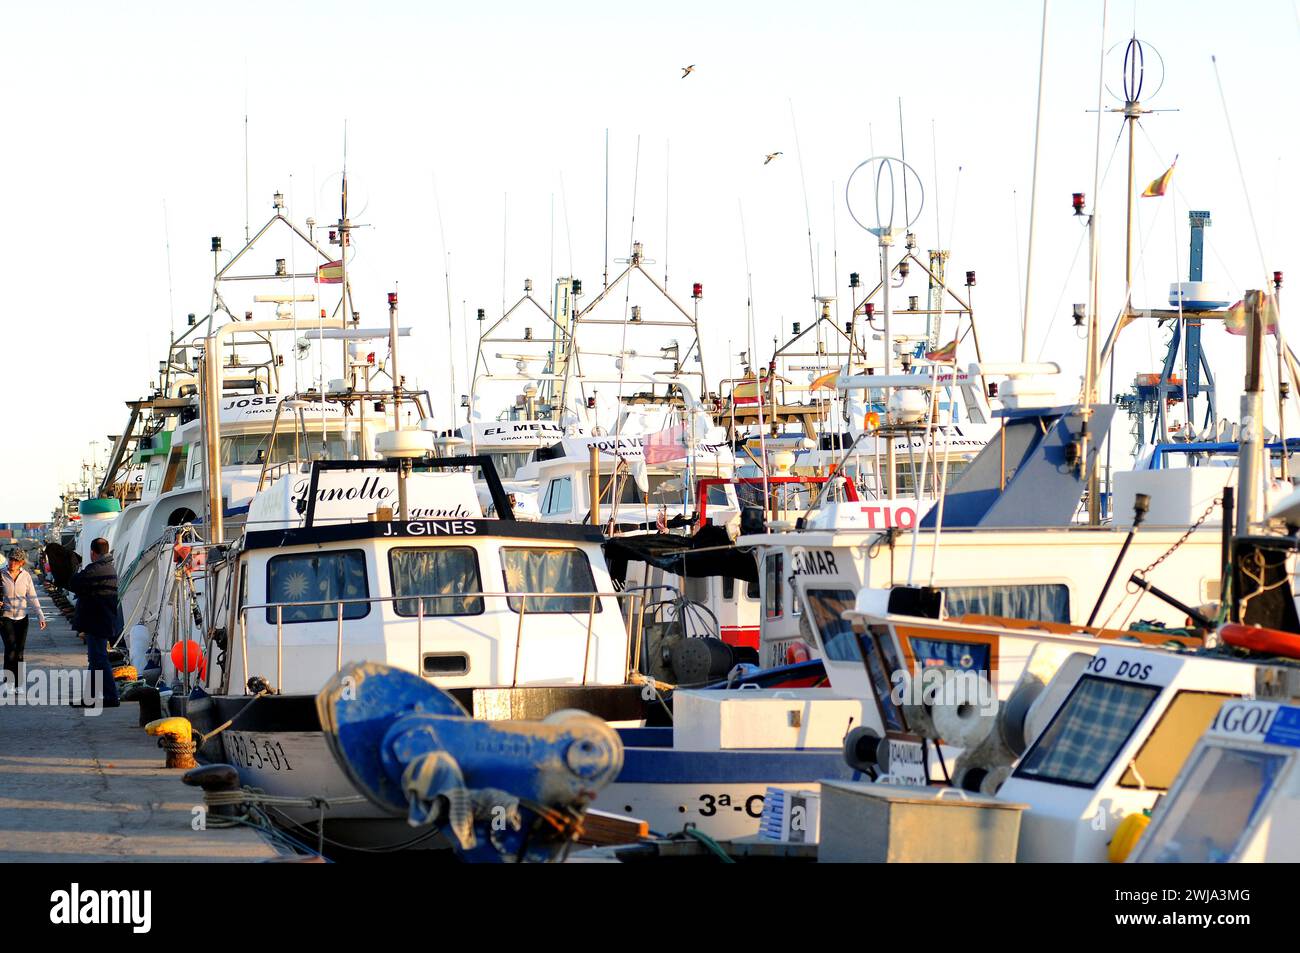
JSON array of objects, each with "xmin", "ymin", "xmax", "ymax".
[
  {"xmin": 1220, "ymin": 622, "xmax": 1300, "ymax": 660},
  {"xmin": 171, "ymin": 640, "xmax": 205, "ymax": 674}
]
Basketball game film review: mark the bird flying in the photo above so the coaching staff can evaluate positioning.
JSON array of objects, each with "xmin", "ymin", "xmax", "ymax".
[
  {"xmin": 764, "ymin": 152, "xmax": 783, "ymax": 165},
  {"xmin": 681, "ymin": 64, "xmax": 695, "ymax": 78}
]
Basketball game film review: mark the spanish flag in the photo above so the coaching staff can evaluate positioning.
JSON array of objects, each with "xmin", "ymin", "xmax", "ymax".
[
  {"xmin": 731, "ymin": 378, "xmax": 760, "ymax": 404},
  {"xmin": 316, "ymin": 260, "xmax": 344, "ymax": 284},
  {"xmin": 1223, "ymin": 294, "xmax": 1279, "ymax": 336},
  {"xmin": 925, "ymin": 338, "xmax": 959, "ymax": 363},
  {"xmin": 810, "ymin": 368, "xmax": 841, "ymax": 390},
  {"xmin": 1141, "ymin": 156, "xmax": 1177, "ymax": 198}
]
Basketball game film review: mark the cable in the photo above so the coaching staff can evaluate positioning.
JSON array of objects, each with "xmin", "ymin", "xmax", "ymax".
[{"xmin": 680, "ymin": 826, "xmax": 734, "ymax": 863}]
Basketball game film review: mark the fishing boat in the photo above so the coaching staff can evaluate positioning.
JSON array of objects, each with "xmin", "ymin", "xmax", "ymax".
[{"xmin": 1128, "ymin": 695, "xmax": 1300, "ymax": 863}]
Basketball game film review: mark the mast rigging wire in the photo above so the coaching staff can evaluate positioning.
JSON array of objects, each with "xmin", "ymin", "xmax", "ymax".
[{"xmin": 1021, "ymin": 0, "xmax": 1052, "ymax": 362}]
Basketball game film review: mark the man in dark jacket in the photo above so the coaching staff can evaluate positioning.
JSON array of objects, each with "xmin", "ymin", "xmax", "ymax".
[{"xmin": 67, "ymin": 537, "xmax": 122, "ymax": 708}]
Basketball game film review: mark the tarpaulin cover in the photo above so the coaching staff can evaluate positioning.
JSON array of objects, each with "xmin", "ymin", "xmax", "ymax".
[
  {"xmin": 603, "ymin": 523, "xmax": 758, "ymax": 586},
  {"xmin": 44, "ymin": 542, "xmax": 80, "ymax": 588}
]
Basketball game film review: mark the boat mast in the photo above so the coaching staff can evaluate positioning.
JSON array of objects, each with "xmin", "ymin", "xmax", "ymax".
[
  {"xmin": 335, "ymin": 148, "xmax": 363, "ymax": 459},
  {"xmin": 388, "ymin": 289, "xmax": 409, "ymax": 521},
  {"xmin": 1237, "ymin": 290, "xmax": 1266, "ymax": 536},
  {"xmin": 1082, "ymin": 2, "xmax": 1109, "ymax": 524}
]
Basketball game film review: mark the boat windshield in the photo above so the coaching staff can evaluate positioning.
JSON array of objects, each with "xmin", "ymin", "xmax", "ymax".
[
  {"xmin": 501, "ymin": 547, "xmax": 600, "ymax": 614},
  {"xmin": 804, "ymin": 589, "xmax": 859, "ymax": 661},
  {"xmin": 1014, "ymin": 676, "xmax": 1161, "ymax": 787},
  {"xmin": 221, "ymin": 431, "xmax": 360, "ymax": 467},
  {"xmin": 1139, "ymin": 745, "xmax": 1290, "ymax": 862},
  {"xmin": 1118, "ymin": 691, "xmax": 1233, "ymax": 790},
  {"xmin": 601, "ymin": 473, "xmax": 728, "ymax": 507},
  {"xmin": 488, "ymin": 451, "xmax": 533, "ymax": 480}
]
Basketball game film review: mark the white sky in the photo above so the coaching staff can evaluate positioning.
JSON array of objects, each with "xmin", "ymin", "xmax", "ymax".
[{"xmin": 3, "ymin": 0, "xmax": 1298, "ymax": 520}]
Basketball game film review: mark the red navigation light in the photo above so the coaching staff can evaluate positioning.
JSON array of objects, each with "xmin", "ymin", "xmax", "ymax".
[
  {"xmin": 692, "ymin": 282, "xmax": 703, "ymax": 299},
  {"xmin": 864, "ymin": 302, "xmax": 875, "ymax": 318},
  {"xmin": 387, "ymin": 292, "xmax": 398, "ymax": 306},
  {"xmin": 587, "ymin": 396, "xmax": 596, "ymax": 409},
  {"xmin": 320, "ymin": 309, "xmax": 327, "ymax": 319},
  {"xmin": 1275, "ymin": 271, "xmax": 1284, "ymax": 288},
  {"xmin": 1072, "ymin": 192, "xmax": 1086, "ymax": 215},
  {"xmin": 966, "ymin": 270, "xmax": 976, "ymax": 287}
]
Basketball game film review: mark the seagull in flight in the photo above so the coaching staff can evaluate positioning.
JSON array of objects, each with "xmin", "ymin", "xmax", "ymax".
[
  {"xmin": 681, "ymin": 64, "xmax": 695, "ymax": 78},
  {"xmin": 763, "ymin": 152, "xmax": 783, "ymax": 165}
]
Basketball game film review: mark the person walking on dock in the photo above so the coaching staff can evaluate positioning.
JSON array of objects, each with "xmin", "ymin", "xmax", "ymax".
[
  {"xmin": 1, "ymin": 549, "xmax": 46, "ymax": 695},
  {"xmin": 67, "ymin": 538, "xmax": 121, "ymax": 708}
]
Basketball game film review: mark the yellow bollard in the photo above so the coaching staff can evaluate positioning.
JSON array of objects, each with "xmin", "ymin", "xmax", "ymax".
[{"xmin": 144, "ymin": 717, "xmax": 197, "ymax": 769}]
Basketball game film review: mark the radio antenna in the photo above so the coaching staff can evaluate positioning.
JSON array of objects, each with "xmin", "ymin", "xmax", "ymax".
[{"xmin": 789, "ymin": 99, "xmax": 818, "ymax": 317}]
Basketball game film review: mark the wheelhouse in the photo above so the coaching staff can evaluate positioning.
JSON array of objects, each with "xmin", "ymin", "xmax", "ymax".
[
  {"xmin": 201, "ymin": 459, "xmax": 641, "ymax": 698},
  {"xmin": 997, "ymin": 645, "xmax": 1265, "ymax": 862}
]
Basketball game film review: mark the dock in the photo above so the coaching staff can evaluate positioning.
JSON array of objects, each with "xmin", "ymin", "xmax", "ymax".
[{"xmin": 0, "ymin": 587, "xmax": 278, "ymax": 862}]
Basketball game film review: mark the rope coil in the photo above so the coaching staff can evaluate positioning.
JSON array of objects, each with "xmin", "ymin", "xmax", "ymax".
[{"xmin": 161, "ymin": 738, "xmax": 197, "ymax": 770}]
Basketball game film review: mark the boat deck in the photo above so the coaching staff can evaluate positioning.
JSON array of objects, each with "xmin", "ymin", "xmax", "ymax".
[{"xmin": 0, "ymin": 586, "xmax": 279, "ymax": 862}]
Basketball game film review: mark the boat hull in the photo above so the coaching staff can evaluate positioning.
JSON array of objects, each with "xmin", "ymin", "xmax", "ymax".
[{"xmin": 186, "ymin": 688, "xmax": 856, "ymax": 850}]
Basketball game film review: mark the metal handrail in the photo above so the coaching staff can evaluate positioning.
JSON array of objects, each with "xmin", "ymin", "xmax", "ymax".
[{"xmin": 236, "ymin": 588, "xmax": 644, "ymax": 694}]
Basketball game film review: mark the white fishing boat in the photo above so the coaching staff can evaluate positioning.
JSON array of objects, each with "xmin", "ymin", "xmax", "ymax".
[
  {"xmin": 998, "ymin": 643, "xmax": 1282, "ymax": 862},
  {"xmin": 1128, "ymin": 695, "xmax": 1300, "ymax": 863}
]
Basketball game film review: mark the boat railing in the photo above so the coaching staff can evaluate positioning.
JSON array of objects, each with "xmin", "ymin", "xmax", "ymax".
[
  {"xmin": 236, "ymin": 588, "xmax": 646, "ymax": 694},
  {"xmin": 257, "ymin": 458, "xmax": 309, "ymax": 488}
]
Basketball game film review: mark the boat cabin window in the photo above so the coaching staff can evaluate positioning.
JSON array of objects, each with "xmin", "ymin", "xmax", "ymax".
[
  {"xmin": 488, "ymin": 451, "xmax": 533, "ymax": 480},
  {"xmin": 736, "ymin": 481, "xmax": 811, "ymax": 514},
  {"xmin": 862, "ymin": 625, "xmax": 908, "ymax": 733},
  {"xmin": 941, "ymin": 583, "xmax": 1070, "ymax": 623},
  {"xmin": 265, "ymin": 550, "xmax": 370, "ymax": 623},
  {"xmin": 764, "ymin": 554, "xmax": 783, "ymax": 619},
  {"xmin": 1014, "ymin": 676, "xmax": 1160, "ymax": 787},
  {"xmin": 221, "ymin": 431, "xmax": 360, "ymax": 467},
  {"xmin": 501, "ymin": 547, "xmax": 601, "ymax": 614},
  {"xmin": 890, "ymin": 459, "xmax": 972, "ymax": 495},
  {"xmin": 598, "ymin": 472, "xmax": 700, "ymax": 508},
  {"xmin": 161, "ymin": 448, "xmax": 187, "ymax": 493},
  {"xmin": 908, "ymin": 637, "xmax": 992, "ymax": 676},
  {"xmin": 804, "ymin": 589, "xmax": 858, "ymax": 661},
  {"xmin": 705, "ymin": 483, "xmax": 732, "ymax": 506},
  {"xmin": 1118, "ymin": 691, "xmax": 1234, "ymax": 790},
  {"xmin": 721, "ymin": 575, "xmax": 761, "ymax": 601},
  {"xmin": 389, "ymin": 547, "xmax": 484, "ymax": 617},
  {"xmin": 541, "ymin": 476, "xmax": 573, "ymax": 516},
  {"xmin": 1139, "ymin": 745, "xmax": 1290, "ymax": 862}
]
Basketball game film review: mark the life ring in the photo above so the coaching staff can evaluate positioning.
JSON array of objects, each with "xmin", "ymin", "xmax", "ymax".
[{"xmin": 1220, "ymin": 622, "xmax": 1300, "ymax": 660}]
